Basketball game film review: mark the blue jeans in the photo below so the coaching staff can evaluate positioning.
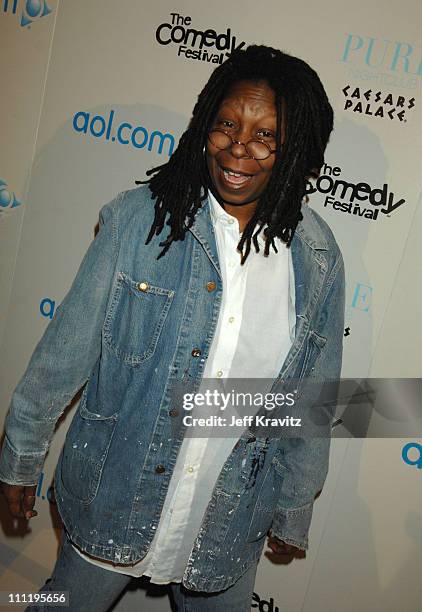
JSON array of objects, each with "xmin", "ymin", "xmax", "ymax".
[{"xmin": 26, "ymin": 532, "xmax": 259, "ymax": 612}]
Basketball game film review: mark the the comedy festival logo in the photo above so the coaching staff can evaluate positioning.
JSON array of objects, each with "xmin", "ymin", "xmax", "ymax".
[
  {"xmin": 306, "ymin": 163, "xmax": 406, "ymax": 221},
  {"xmin": 155, "ymin": 11, "xmax": 246, "ymax": 64},
  {"xmin": 1, "ymin": 0, "xmax": 53, "ymax": 27},
  {"xmin": 342, "ymin": 85, "xmax": 415, "ymax": 122},
  {"xmin": 0, "ymin": 179, "xmax": 21, "ymax": 216},
  {"xmin": 252, "ymin": 591, "xmax": 280, "ymax": 612},
  {"xmin": 341, "ymin": 33, "xmax": 422, "ymax": 90}
]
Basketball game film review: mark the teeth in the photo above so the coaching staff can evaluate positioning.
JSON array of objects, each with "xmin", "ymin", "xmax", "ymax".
[{"xmin": 223, "ymin": 170, "xmax": 249, "ymax": 179}]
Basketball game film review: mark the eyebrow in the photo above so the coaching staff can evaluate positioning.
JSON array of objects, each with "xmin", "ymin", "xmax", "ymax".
[{"xmin": 219, "ymin": 99, "xmax": 277, "ymax": 117}]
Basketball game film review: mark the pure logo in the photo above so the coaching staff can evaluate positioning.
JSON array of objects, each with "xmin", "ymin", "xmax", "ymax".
[
  {"xmin": 342, "ymin": 34, "xmax": 422, "ymax": 77},
  {"xmin": 340, "ymin": 34, "xmax": 419, "ymax": 91},
  {"xmin": 0, "ymin": 179, "xmax": 21, "ymax": 215},
  {"xmin": 2, "ymin": 0, "xmax": 53, "ymax": 27},
  {"xmin": 155, "ymin": 12, "xmax": 245, "ymax": 64},
  {"xmin": 307, "ymin": 163, "xmax": 406, "ymax": 221},
  {"xmin": 342, "ymin": 85, "xmax": 415, "ymax": 122}
]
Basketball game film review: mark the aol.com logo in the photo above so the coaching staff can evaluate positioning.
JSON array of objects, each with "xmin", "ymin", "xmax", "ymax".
[
  {"xmin": 402, "ymin": 443, "xmax": 422, "ymax": 469},
  {"xmin": 2, "ymin": 0, "xmax": 53, "ymax": 28},
  {"xmin": 0, "ymin": 179, "xmax": 21, "ymax": 215}
]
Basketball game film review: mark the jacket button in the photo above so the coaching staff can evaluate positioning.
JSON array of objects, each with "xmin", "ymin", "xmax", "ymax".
[
  {"xmin": 138, "ymin": 281, "xmax": 149, "ymax": 292},
  {"xmin": 206, "ymin": 281, "xmax": 216, "ymax": 292},
  {"xmin": 169, "ymin": 409, "xmax": 179, "ymax": 417},
  {"xmin": 191, "ymin": 348, "xmax": 201, "ymax": 357},
  {"xmin": 155, "ymin": 464, "xmax": 166, "ymax": 474}
]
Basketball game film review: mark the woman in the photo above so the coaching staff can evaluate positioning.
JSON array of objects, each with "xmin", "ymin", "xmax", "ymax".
[{"xmin": 1, "ymin": 45, "xmax": 344, "ymax": 611}]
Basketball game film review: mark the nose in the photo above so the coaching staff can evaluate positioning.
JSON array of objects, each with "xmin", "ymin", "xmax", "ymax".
[
  {"xmin": 229, "ymin": 126, "xmax": 252, "ymax": 159},
  {"xmin": 230, "ymin": 140, "xmax": 250, "ymax": 159}
]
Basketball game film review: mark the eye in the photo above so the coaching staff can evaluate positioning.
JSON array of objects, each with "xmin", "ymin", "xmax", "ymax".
[
  {"xmin": 216, "ymin": 119, "xmax": 236, "ymax": 129},
  {"xmin": 257, "ymin": 129, "xmax": 275, "ymax": 139}
]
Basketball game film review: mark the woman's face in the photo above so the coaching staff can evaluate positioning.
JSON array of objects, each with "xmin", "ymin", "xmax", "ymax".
[{"xmin": 206, "ymin": 79, "xmax": 281, "ymax": 208}]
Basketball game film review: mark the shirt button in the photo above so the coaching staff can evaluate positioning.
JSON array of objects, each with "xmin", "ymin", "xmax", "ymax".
[
  {"xmin": 228, "ymin": 218, "xmax": 235, "ymax": 224},
  {"xmin": 216, "ymin": 370, "xmax": 223, "ymax": 377},
  {"xmin": 155, "ymin": 464, "xmax": 166, "ymax": 474},
  {"xmin": 228, "ymin": 316, "xmax": 235, "ymax": 323},
  {"xmin": 169, "ymin": 409, "xmax": 179, "ymax": 417},
  {"xmin": 138, "ymin": 281, "xmax": 149, "ymax": 292},
  {"xmin": 206, "ymin": 281, "xmax": 216, "ymax": 292},
  {"xmin": 191, "ymin": 348, "xmax": 202, "ymax": 357},
  {"xmin": 186, "ymin": 466, "xmax": 194, "ymax": 474}
]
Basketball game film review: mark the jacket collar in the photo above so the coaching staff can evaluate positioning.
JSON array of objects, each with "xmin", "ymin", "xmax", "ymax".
[{"xmin": 187, "ymin": 195, "xmax": 222, "ymax": 277}]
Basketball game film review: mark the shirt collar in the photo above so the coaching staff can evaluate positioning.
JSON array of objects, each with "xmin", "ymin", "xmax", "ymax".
[
  {"xmin": 207, "ymin": 190, "xmax": 267, "ymax": 246},
  {"xmin": 208, "ymin": 189, "xmax": 231, "ymax": 224}
]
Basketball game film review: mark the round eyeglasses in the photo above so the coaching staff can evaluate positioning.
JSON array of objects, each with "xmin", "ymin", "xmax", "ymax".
[{"xmin": 208, "ymin": 129, "xmax": 277, "ymax": 161}]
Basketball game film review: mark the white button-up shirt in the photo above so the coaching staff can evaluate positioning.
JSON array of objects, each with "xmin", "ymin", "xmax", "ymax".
[{"xmin": 73, "ymin": 191, "xmax": 296, "ymax": 582}]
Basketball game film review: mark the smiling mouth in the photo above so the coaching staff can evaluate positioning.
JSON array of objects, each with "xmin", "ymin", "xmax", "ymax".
[{"xmin": 219, "ymin": 166, "xmax": 253, "ymax": 188}]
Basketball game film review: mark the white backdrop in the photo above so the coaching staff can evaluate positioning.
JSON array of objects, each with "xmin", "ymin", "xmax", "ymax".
[{"xmin": 1, "ymin": 1, "xmax": 421, "ymax": 610}]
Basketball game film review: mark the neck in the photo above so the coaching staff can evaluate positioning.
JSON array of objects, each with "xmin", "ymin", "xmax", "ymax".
[{"xmin": 221, "ymin": 200, "xmax": 258, "ymax": 233}]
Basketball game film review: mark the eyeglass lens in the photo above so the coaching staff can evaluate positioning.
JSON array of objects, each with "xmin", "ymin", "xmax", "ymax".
[{"xmin": 208, "ymin": 131, "xmax": 273, "ymax": 160}]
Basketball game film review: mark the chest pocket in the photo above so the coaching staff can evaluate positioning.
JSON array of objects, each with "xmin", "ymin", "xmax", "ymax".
[{"xmin": 103, "ymin": 272, "xmax": 174, "ymax": 366}]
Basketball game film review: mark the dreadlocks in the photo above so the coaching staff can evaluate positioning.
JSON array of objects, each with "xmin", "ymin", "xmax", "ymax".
[{"xmin": 136, "ymin": 44, "xmax": 334, "ymax": 264}]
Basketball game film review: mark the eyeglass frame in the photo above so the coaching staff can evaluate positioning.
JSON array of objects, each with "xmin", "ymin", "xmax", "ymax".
[{"xmin": 207, "ymin": 128, "xmax": 278, "ymax": 160}]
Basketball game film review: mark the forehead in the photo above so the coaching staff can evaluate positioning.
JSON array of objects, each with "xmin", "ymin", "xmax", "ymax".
[{"xmin": 218, "ymin": 79, "xmax": 277, "ymax": 115}]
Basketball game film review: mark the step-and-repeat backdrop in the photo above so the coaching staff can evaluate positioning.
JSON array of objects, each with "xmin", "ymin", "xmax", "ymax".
[{"xmin": 1, "ymin": 1, "xmax": 421, "ymax": 610}]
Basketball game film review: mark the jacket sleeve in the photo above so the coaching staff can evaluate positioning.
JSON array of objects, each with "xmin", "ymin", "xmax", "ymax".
[
  {"xmin": 0, "ymin": 192, "xmax": 123, "ymax": 486},
  {"xmin": 270, "ymin": 252, "xmax": 345, "ymax": 550}
]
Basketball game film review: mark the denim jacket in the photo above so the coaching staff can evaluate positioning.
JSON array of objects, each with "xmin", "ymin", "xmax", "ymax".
[{"xmin": 0, "ymin": 185, "xmax": 345, "ymax": 592}]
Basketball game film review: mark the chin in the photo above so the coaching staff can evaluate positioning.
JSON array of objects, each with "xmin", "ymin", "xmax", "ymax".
[{"xmin": 209, "ymin": 178, "xmax": 257, "ymax": 206}]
